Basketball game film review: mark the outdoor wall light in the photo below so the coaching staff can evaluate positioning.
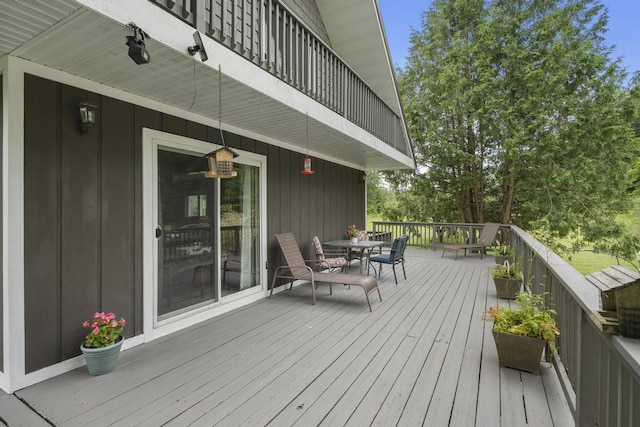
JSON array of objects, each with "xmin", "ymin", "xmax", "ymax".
[
  {"xmin": 360, "ymin": 173, "xmax": 367, "ymax": 183},
  {"xmin": 204, "ymin": 146, "xmax": 238, "ymax": 178},
  {"xmin": 126, "ymin": 22, "xmax": 151, "ymax": 64},
  {"xmin": 78, "ymin": 102, "xmax": 98, "ymax": 134}
]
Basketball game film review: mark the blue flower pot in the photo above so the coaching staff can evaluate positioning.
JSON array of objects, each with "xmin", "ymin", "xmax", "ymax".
[{"xmin": 80, "ymin": 336, "xmax": 124, "ymax": 375}]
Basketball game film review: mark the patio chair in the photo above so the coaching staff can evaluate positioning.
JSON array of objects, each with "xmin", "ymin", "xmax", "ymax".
[
  {"xmin": 270, "ymin": 233, "xmax": 381, "ymax": 311},
  {"xmin": 348, "ymin": 229, "xmax": 375, "ymax": 268},
  {"xmin": 368, "ymin": 235, "xmax": 409, "ymax": 284},
  {"xmin": 441, "ymin": 223, "xmax": 500, "ymax": 260},
  {"xmin": 312, "ymin": 235, "xmax": 349, "ymax": 273}
]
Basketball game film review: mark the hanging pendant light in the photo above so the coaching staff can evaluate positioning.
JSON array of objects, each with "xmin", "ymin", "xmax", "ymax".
[
  {"xmin": 301, "ymin": 112, "xmax": 315, "ymax": 175},
  {"xmin": 205, "ymin": 66, "xmax": 238, "ymax": 179}
]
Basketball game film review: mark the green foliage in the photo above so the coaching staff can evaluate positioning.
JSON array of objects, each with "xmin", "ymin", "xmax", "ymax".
[
  {"xmin": 483, "ymin": 292, "xmax": 559, "ymax": 354},
  {"xmin": 395, "ymin": 0, "xmax": 640, "ymax": 239},
  {"xmin": 491, "ymin": 262, "xmax": 522, "ymax": 280},
  {"xmin": 495, "ymin": 245, "xmax": 515, "ymax": 257}
]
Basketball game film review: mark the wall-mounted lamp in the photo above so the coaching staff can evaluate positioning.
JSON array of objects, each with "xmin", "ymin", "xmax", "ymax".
[
  {"xmin": 188, "ymin": 31, "xmax": 208, "ymax": 62},
  {"xmin": 126, "ymin": 22, "xmax": 150, "ymax": 64},
  {"xmin": 78, "ymin": 102, "xmax": 98, "ymax": 134},
  {"xmin": 204, "ymin": 146, "xmax": 239, "ymax": 178},
  {"xmin": 360, "ymin": 173, "xmax": 367, "ymax": 183}
]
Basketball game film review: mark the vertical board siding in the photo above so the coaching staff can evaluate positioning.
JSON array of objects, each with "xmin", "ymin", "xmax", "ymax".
[
  {"xmin": 0, "ymin": 74, "xmax": 3, "ymax": 371},
  {"xmin": 24, "ymin": 75, "xmax": 62, "ymax": 372},
  {"xmin": 59, "ymin": 86, "xmax": 100, "ymax": 361},
  {"xmin": 100, "ymin": 98, "xmax": 136, "ymax": 321},
  {"xmin": 23, "ymin": 74, "xmax": 365, "ymax": 372}
]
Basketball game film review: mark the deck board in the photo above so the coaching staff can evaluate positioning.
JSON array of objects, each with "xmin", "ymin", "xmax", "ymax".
[{"xmin": 13, "ymin": 249, "xmax": 574, "ymax": 426}]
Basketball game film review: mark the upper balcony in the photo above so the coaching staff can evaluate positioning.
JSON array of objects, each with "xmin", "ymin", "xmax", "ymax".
[
  {"xmin": 149, "ymin": 0, "xmax": 410, "ymax": 157},
  {"xmin": 1, "ymin": 0, "xmax": 414, "ymax": 171}
]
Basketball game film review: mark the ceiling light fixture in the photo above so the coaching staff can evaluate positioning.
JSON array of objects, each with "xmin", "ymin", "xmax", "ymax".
[{"xmin": 126, "ymin": 22, "xmax": 151, "ymax": 64}]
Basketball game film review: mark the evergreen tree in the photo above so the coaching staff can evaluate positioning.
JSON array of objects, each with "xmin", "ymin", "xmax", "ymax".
[{"xmin": 393, "ymin": 0, "xmax": 640, "ymax": 239}]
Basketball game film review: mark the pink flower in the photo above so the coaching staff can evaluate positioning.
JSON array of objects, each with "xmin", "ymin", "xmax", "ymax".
[
  {"xmin": 110, "ymin": 320, "xmax": 118, "ymax": 328},
  {"xmin": 121, "ymin": 318, "xmax": 126, "ymax": 326},
  {"xmin": 105, "ymin": 335, "xmax": 110, "ymax": 341},
  {"xmin": 82, "ymin": 321, "xmax": 90, "ymax": 327},
  {"xmin": 92, "ymin": 327, "xmax": 100, "ymax": 335}
]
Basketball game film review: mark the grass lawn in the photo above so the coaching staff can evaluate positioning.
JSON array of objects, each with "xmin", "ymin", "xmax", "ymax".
[{"xmin": 559, "ymin": 250, "xmax": 638, "ymax": 275}]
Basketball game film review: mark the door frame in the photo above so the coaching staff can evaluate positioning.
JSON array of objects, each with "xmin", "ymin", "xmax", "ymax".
[{"xmin": 142, "ymin": 128, "xmax": 267, "ymax": 342}]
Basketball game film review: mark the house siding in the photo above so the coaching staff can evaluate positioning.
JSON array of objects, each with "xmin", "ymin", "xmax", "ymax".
[
  {"xmin": 23, "ymin": 74, "xmax": 365, "ymax": 373},
  {"xmin": 279, "ymin": 0, "xmax": 331, "ymax": 45},
  {"xmin": 0, "ymin": 73, "xmax": 3, "ymax": 372}
]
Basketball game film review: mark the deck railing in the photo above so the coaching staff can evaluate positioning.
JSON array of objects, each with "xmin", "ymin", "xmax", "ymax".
[
  {"xmin": 371, "ymin": 221, "xmax": 510, "ymax": 249},
  {"xmin": 373, "ymin": 221, "xmax": 640, "ymax": 425},
  {"xmin": 149, "ymin": 0, "xmax": 408, "ymax": 154}
]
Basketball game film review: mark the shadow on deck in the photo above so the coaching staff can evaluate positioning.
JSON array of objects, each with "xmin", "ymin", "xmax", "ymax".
[{"xmin": 10, "ymin": 249, "xmax": 573, "ymax": 426}]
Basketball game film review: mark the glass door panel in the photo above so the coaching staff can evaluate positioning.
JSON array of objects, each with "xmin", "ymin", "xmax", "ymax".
[
  {"xmin": 157, "ymin": 149, "xmax": 217, "ymax": 317},
  {"xmin": 220, "ymin": 163, "xmax": 260, "ymax": 295}
]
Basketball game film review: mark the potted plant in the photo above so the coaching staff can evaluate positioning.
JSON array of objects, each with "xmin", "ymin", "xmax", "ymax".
[
  {"xmin": 491, "ymin": 261, "xmax": 522, "ymax": 299},
  {"xmin": 494, "ymin": 245, "xmax": 515, "ymax": 264},
  {"xmin": 346, "ymin": 224, "xmax": 359, "ymax": 243},
  {"xmin": 80, "ymin": 312, "xmax": 126, "ymax": 375},
  {"xmin": 483, "ymin": 291, "xmax": 560, "ymax": 374}
]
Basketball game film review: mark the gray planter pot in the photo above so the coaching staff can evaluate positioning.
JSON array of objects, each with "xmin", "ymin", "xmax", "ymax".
[
  {"xmin": 493, "ymin": 278, "xmax": 521, "ymax": 299},
  {"xmin": 492, "ymin": 331, "xmax": 546, "ymax": 374}
]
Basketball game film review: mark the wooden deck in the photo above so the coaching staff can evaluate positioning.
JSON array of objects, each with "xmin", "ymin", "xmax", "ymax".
[{"xmin": 10, "ymin": 249, "xmax": 573, "ymax": 426}]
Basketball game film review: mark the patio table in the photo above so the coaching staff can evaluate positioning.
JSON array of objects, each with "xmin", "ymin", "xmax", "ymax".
[{"xmin": 323, "ymin": 239, "xmax": 385, "ymax": 274}]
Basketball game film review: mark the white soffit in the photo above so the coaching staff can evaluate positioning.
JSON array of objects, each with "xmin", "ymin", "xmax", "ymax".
[
  {"xmin": 315, "ymin": 0, "xmax": 401, "ymax": 117},
  {"xmin": 2, "ymin": 0, "xmax": 413, "ymax": 170}
]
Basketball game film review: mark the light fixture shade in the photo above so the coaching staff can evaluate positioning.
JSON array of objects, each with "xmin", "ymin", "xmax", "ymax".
[
  {"xmin": 204, "ymin": 146, "xmax": 239, "ymax": 178},
  {"xmin": 78, "ymin": 102, "xmax": 98, "ymax": 134},
  {"xmin": 301, "ymin": 156, "xmax": 315, "ymax": 175}
]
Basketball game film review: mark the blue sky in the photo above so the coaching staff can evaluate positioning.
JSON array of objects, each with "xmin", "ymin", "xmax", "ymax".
[{"xmin": 378, "ymin": 0, "xmax": 640, "ymax": 79}]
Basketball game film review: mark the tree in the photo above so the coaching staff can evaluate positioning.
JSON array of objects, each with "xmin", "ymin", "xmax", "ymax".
[{"xmin": 394, "ymin": 0, "xmax": 640, "ymax": 240}]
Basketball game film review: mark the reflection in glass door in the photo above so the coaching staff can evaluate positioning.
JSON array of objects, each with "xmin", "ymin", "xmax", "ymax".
[
  {"xmin": 220, "ymin": 163, "xmax": 260, "ymax": 295},
  {"xmin": 157, "ymin": 149, "xmax": 217, "ymax": 318}
]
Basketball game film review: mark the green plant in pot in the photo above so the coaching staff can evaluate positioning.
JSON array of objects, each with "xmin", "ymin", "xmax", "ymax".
[
  {"xmin": 494, "ymin": 245, "xmax": 515, "ymax": 264},
  {"xmin": 491, "ymin": 261, "xmax": 522, "ymax": 299},
  {"xmin": 80, "ymin": 312, "xmax": 126, "ymax": 375},
  {"xmin": 483, "ymin": 291, "xmax": 560, "ymax": 374}
]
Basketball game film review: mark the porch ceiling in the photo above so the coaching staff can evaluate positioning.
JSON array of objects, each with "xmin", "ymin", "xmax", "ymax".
[{"xmin": 1, "ymin": 0, "xmax": 412, "ymax": 171}]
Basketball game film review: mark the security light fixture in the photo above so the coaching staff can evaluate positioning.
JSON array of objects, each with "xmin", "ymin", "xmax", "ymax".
[
  {"xmin": 126, "ymin": 22, "xmax": 150, "ymax": 64},
  {"xmin": 188, "ymin": 31, "xmax": 208, "ymax": 62},
  {"xmin": 78, "ymin": 102, "xmax": 98, "ymax": 134}
]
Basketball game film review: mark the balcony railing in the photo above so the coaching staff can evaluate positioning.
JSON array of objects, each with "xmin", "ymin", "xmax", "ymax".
[
  {"xmin": 150, "ymin": 0, "xmax": 408, "ymax": 155},
  {"xmin": 373, "ymin": 221, "xmax": 640, "ymax": 425}
]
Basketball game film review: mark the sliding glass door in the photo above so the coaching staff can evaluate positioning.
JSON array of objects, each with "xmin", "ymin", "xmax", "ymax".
[
  {"xmin": 220, "ymin": 163, "xmax": 261, "ymax": 295},
  {"xmin": 146, "ymin": 130, "xmax": 265, "ymax": 328}
]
